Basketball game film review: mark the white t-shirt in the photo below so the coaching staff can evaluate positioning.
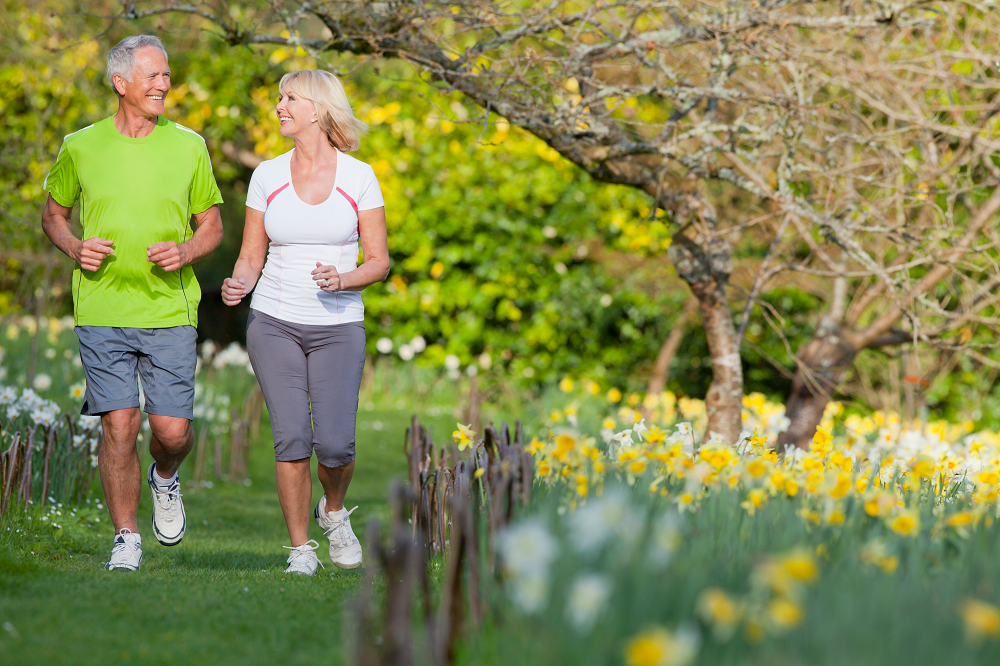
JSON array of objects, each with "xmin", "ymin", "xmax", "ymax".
[{"xmin": 246, "ymin": 149, "xmax": 384, "ymax": 326}]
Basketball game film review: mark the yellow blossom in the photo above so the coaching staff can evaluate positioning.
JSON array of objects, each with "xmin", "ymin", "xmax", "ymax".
[
  {"xmin": 767, "ymin": 598, "xmax": 803, "ymax": 629},
  {"xmin": 696, "ymin": 588, "xmax": 741, "ymax": 637},
  {"xmin": 452, "ymin": 423, "xmax": 475, "ymax": 451},
  {"xmin": 812, "ymin": 427, "xmax": 833, "ymax": 448},
  {"xmin": 782, "ymin": 551, "xmax": 818, "ymax": 583},
  {"xmin": 829, "ymin": 473, "xmax": 852, "ymax": 499},
  {"xmin": 947, "ymin": 511, "xmax": 975, "ymax": 527},
  {"xmin": 624, "ymin": 627, "xmax": 697, "ymax": 666},
  {"xmin": 959, "ymin": 599, "xmax": 1000, "ymax": 641},
  {"xmin": 890, "ymin": 510, "xmax": 920, "ymax": 536},
  {"xmin": 559, "ymin": 377, "xmax": 574, "ymax": 392},
  {"xmin": 607, "ymin": 388, "xmax": 623, "ymax": 403}
]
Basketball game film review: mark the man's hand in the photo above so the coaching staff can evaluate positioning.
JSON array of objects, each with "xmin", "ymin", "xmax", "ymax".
[
  {"xmin": 77, "ymin": 237, "xmax": 115, "ymax": 272},
  {"xmin": 147, "ymin": 241, "xmax": 188, "ymax": 272}
]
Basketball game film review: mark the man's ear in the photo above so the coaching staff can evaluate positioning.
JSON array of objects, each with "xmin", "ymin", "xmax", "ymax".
[{"xmin": 113, "ymin": 74, "xmax": 127, "ymax": 97}]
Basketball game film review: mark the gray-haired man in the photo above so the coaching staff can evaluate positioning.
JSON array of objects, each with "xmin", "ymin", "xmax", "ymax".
[{"xmin": 42, "ymin": 35, "xmax": 223, "ymax": 570}]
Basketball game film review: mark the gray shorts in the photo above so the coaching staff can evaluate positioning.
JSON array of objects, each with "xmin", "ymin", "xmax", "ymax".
[
  {"xmin": 246, "ymin": 310, "xmax": 366, "ymax": 468},
  {"xmin": 75, "ymin": 326, "xmax": 197, "ymax": 419}
]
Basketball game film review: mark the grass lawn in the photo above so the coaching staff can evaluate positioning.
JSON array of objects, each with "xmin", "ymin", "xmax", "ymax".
[{"xmin": 0, "ymin": 407, "xmax": 459, "ymax": 666}]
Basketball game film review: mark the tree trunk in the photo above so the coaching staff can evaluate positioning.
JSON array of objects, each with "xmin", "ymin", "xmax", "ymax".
[
  {"xmin": 668, "ymin": 234, "xmax": 743, "ymax": 444},
  {"xmin": 777, "ymin": 318, "xmax": 862, "ymax": 449},
  {"xmin": 780, "ymin": 187, "xmax": 1000, "ymax": 449},
  {"xmin": 646, "ymin": 300, "xmax": 694, "ymax": 397}
]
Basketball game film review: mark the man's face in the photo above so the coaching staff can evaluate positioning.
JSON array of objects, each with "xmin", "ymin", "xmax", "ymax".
[{"xmin": 115, "ymin": 46, "xmax": 170, "ymax": 117}]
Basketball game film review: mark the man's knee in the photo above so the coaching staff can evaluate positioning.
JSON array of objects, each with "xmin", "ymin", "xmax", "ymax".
[
  {"xmin": 148, "ymin": 415, "xmax": 192, "ymax": 451},
  {"xmin": 102, "ymin": 408, "xmax": 141, "ymax": 445}
]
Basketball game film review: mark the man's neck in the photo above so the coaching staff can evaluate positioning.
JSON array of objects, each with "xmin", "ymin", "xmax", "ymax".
[{"xmin": 113, "ymin": 105, "xmax": 159, "ymax": 138}]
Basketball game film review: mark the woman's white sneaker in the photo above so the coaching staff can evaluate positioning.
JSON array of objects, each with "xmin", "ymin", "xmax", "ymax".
[
  {"xmin": 147, "ymin": 462, "xmax": 186, "ymax": 546},
  {"xmin": 314, "ymin": 496, "xmax": 363, "ymax": 570},
  {"xmin": 105, "ymin": 528, "xmax": 142, "ymax": 571},
  {"xmin": 284, "ymin": 540, "xmax": 323, "ymax": 575}
]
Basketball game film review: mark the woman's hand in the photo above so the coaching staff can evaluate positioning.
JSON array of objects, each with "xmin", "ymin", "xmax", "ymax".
[
  {"xmin": 222, "ymin": 277, "xmax": 250, "ymax": 306},
  {"xmin": 312, "ymin": 262, "xmax": 342, "ymax": 291}
]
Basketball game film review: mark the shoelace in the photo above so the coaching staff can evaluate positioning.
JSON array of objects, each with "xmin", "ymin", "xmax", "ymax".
[
  {"xmin": 284, "ymin": 540, "xmax": 325, "ymax": 569},
  {"xmin": 152, "ymin": 482, "xmax": 182, "ymax": 514},
  {"xmin": 110, "ymin": 528, "xmax": 140, "ymax": 562},
  {"xmin": 323, "ymin": 506, "xmax": 359, "ymax": 548}
]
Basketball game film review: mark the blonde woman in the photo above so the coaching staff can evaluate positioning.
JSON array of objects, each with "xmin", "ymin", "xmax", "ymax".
[{"xmin": 221, "ymin": 70, "xmax": 389, "ymax": 575}]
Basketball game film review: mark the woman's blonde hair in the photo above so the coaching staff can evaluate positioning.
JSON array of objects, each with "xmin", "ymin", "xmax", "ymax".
[{"xmin": 279, "ymin": 69, "xmax": 368, "ymax": 152}]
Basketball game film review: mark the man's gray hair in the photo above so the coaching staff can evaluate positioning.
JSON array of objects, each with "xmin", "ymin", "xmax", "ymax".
[{"xmin": 106, "ymin": 35, "xmax": 167, "ymax": 92}]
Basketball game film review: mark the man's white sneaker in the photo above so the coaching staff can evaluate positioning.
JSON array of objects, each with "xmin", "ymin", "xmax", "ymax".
[
  {"xmin": 105, "ymin": 528, "xmax": 142, "ymax": 571},
  {"xmin": 314, "ymin": 496, "xmax": 363, "ymax": 570},
  {"xmin": 147, "ymin": 462, "xmax": 186, "ymax": 546},
  {"xmin": 284, "ymin": 540, "xmax": 324, "ymax": 575}
]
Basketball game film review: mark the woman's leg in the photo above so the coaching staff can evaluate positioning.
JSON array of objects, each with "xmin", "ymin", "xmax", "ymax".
[
  {"xmin": 305, "ymin": 321, "xmax": 366, "ymax": 510},
  {"xmin": 275, "ymin": 459, "xmax": 312, "ymax": 546},
  {"xmin": 246, "ymin": 311, "xmax": 315, "ymax": 547},
  {"xmin": 317, "ymin": 460, "xmax": 355, "ymax": 511}
]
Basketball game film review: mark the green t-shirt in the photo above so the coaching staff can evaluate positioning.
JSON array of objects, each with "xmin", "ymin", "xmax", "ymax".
[{"xmin": 44, "ymin": 116, "xmax": 224, "ymax": 328}]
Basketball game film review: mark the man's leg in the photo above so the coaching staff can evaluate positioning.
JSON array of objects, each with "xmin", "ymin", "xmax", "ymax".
[
  {"xmin": 148, "ymin": 415, "xmax": 194, "ymax": 478},
  {"xmin": 98, "ymin": 407, "xmax": 143, "ymax": 533},
  {"xmin": 142, "ymin": 414, "xmax": 192, "ymax": 546}
]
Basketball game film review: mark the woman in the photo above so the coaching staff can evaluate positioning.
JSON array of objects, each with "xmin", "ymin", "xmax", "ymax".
[{"xmin": 222, "ymin": 70, "xmax": 389, "ymax": 575}]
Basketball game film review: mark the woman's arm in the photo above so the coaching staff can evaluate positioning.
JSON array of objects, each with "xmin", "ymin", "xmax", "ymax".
[
  {"xmin": 312, "ymin": 206, "xmax": 390, "ymax": 293},
  {"xmin": 222, "ymin": 207, "xmax": 269, "ymax": 306}
]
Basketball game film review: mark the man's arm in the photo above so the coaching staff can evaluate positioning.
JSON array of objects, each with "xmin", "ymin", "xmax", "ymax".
[
  {"xmin": 41, "ymin": 194, "xmax": 114, "ymax": 271},
  {"xmin": 147, "ymin": 205, "xmax": 223, "ymax": 272}
]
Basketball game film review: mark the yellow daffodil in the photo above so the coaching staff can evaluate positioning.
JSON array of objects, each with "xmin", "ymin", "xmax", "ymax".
[
  {"xmin": 624, "ymin": 627, "xmax": 698, "ymax": 666},
  {"xmin": 959, "ymin": 599, "xmax": 1000, "ymax": 642},
  {"xmin": 451, "ymin": 423, "xmax": 475, "ymax": 451},
  {"xmin": 889, "ymin": 509, "xmax": 920, "ymax": 536},
  {"xmin": 766, "ymin": 598, "xmax": 803, "ymax": 629}
]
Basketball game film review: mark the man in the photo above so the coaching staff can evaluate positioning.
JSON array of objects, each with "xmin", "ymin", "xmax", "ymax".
[{"xmin": 41, "ymin": 35, "xmax": 223, "ymax": 571}]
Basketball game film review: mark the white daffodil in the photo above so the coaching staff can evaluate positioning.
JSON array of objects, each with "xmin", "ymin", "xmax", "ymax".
[
  {"xmin": 566, "ymin": 573, "xmax": 612, "ymax": 633},
  {"xmin": 498, "ymin": 518, "xmax": 558, "ymax": 577}
]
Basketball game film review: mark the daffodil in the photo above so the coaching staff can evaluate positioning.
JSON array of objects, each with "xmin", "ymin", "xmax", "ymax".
[
  {"xmin": 624, "ymin": 626, "xmax": 699, "ymax": 666},
  {"xmin": 889, "ymin": 509, "xmax": 920, "ymax": 537},
  {"xmin": 452, "ymin": 423, "xmax": 475, "ymax": 451},
  {"xmin": 959, "ymin": 598, "xmax": 1000, "ymax": 642}
]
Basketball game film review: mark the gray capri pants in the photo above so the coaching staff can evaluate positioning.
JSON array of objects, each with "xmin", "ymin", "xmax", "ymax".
[{"xmin": 246, "ymin": 309, "xmax": 366, "ymax": 467}]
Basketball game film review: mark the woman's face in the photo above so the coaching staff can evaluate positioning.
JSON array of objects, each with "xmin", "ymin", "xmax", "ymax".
[{"xmin": 276, "ymin": 88, "xmax": 316, "ymax": 137}]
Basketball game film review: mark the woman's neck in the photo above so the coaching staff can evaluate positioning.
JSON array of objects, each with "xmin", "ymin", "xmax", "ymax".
[{"xmin": 291, "ymin": 132, "xmax": 337, "ymax": 167}]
